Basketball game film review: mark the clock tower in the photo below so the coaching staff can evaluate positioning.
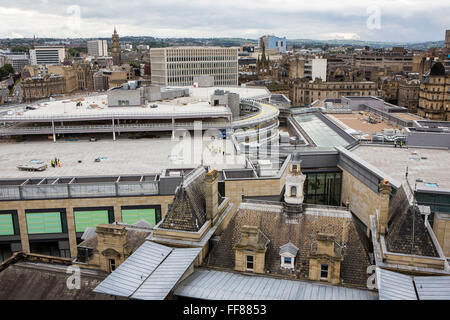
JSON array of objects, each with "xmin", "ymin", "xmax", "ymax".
[{"xmin": 111, "ymin": 27, "xmax": 121, "ymax": 66}]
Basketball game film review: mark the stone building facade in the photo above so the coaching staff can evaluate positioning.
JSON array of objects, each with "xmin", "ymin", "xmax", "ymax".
[
  {"xmin": 21, "ymin": 75, "xmax": 65, "ymax": 102},
  {"xmin": 289, "ymin": 78, "xmax": 377, "ymax": 106},
  {"xmin": 418, "ymin": 62, "xmax": 450, "ymax": 120},
  {"xmin": 74, "ymin": 62, "xmax": 94, "ymax": 91},
  {"xmin": 398, "ymin": 80, "xmax": 420, "ymax": 113},
  {"xmin": 47, "ymin": 65, "xmax": 78, "ymax": 94}
]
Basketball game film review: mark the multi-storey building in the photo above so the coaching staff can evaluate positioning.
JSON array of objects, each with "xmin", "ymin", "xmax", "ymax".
[
  {"xmin": 289, "ymin": 78, "xmax": 377, "ymax": 106},
  {"xmin": 87, "ymin": 40, "xmax": 108, "ymax": 57},
  {"xmin": 260, "ymin": 35, "xmax": 287, "ymax": 54},
  {"xmin": 73, "ymin": 62, "xmax": 94, "ymax": 91},
  {"xmin": 418, "ymin": 62, "xmax": 450, "ymax": 120},
  {"xmin": 289, "ymin": 57, "xmax": 327, "ymax": 81},
  {"xmin": 380, "ymin": 77, "xmax": 400, "ymax": 104},
  {"xmin": 2, "ymin": 52, "xmax": 30, "ymax": 72},
  {"xmin": 398, "ymin": 79, "xmax": 420, "ymax": 113},
  {"xmin": 30, "ymin": 46, "xmax": 65, "ymax": 66},
  {"xmin": 0, "ymin": 54, "xmax": 5, "ymax": 68},
  {"xmin": 354, "ymin": 52, "xmax": 414, "ymax": 73},
  {"xmin": 150, "ymin": 47, "xmax": 238, "ymax": 86},
  {"xmin": 445, "ymin": 29, "xmax": 450, "ymax": 50},
  {"xmin": 21, "ymin": 74, "xmax": 65, "ymax": 102},
  {"xmin": 47, "ymin": 65, "xmax": 78, "ymax": 94}
]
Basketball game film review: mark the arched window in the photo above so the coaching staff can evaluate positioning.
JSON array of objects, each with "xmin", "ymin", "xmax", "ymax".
[{"xmin": 291, "ymin": 186, "xmax": 297, "ymax": 197}]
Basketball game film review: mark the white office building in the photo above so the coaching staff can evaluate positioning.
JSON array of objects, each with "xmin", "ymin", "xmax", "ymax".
[
  {"xmin": 87, "ymin": 40, "xmax": 108, "ymax": 57},
  {"xmin": 30, "ymin": 46, "xmax": 65, "ymax": 66},
  {"xmin": 0, "ymin": 51, "xmax": 30, "ymax": 72},
  {"xmin": 311, "ymin": 58, "xmax": 327, "ymax": 81},
  {"xmin": 150, "ymin": 47, "xmax": 238, "ymax": 86}
]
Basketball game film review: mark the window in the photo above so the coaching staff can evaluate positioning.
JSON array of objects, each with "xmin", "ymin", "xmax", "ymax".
[
  {"xmin": 121, "ymin": 207, "xmax": 161, "ymax": 225},
  {"xmin": 246, "ymin": 255, "xmax": 254, "ymax": 270},
  {"xmin": 74, "ymin": 209, "xmax": 110, "ymax": 233},
  {"xmin": 26, "ymin": 212, "xmax": 63, "ymax": 234},
  {"xmin": 109, "ymin": 259, "xmax": 116, "ymax": 272},
  {"xmin": 0, "ymin": 214, "xmax": 15, "ymax": 236},
  {"xmin": 281, "ymin": 256, "xmax": 294, "ymax": 268},
  {"xmin": 291, "ymin": 186, "xmax": 297, "ymax": 197},
  {"xmin": 320, "ymin": 264, "xmax": 329, "ymax": 279}
]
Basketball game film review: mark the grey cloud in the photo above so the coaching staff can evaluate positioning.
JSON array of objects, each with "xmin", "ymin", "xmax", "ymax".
[{"xmin": 0, "ymin": 0, "xmax": 448, "ymax": 42}]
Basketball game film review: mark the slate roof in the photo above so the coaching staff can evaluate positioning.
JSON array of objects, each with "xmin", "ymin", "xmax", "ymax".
[
  {"xmin": 0, "ymin": 253, "xmax": 113, "ymax": 300},
  {"xmin": 159, "ymin": 166, "xmax": 207, "ymax": 232},
  {"xmin": 280, "ymin": 242, "xmax": 299, "ymax": 256},
  {"xmin": 205, "ymin": 202, "xmax": 371, "ymax": 286},
  {"xmin": 385, "ymin": 186, "xmax": 439, "ymax": 257}
]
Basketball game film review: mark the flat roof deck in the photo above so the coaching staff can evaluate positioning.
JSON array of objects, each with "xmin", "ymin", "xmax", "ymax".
[
  {"xmin": 184, "ymin": 86, "xmax": 271, "ymax": 100},
  {"xmin": 1, "ymin": 86, "xmax": 271, "ymax": 123},
  {"xmin": 1, "ymin": 94, "xmax": 231, "ymax": 121},
  {"xmin": 392, "ymin": 113, "xmax": 423, "ymax": 121},
  {"xmin": 328, "ymin": 112, "xmax": 401, "ymax": 135},
  {"xmin": 352, "ymin": 145, "xmax": 450, "ymax": 192},
  {"xmin": 293, "ymin": 113, "xmax": 349, "ymax": 147},
  {"xmin": 0, "ymin": 136, "xmax": 246, "ymax": 178}
]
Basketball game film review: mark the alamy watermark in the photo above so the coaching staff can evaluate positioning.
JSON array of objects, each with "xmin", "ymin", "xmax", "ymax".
[
  {"xmin": 66, "ymin": 5, "xmax": 82, "ymax": 35},
  {"xmin": 366, "ymin": 5, "xmax": 381, "ymax": 30},
  {"xmin": 66, "ymin": 265, "xmax": 81, "ymax": 290}
]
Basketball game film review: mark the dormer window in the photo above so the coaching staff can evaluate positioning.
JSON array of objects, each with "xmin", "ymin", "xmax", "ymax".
[
  {"xmin": 233, "ymin": 226, "xmax": 270, "ymax": 274},
  {"xmin": 279, "ymin": 242, "xmax": 299, "ymax": 270}
]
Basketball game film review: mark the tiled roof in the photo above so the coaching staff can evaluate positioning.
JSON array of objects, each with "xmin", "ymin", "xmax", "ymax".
[
  {"xmin": 280, "ymin": 242, "xmax": 299, "ymax": 256},
  {"xmin": 0, "ymin": 254, "xmax": 113, "ymax": 300},
  {"xmin": 385, "ymin": 185, "xmax": 439, "ymax": 257},
  {"xmin": 385, "ymin": 206, "xmax": 439, "ymax": 257},
  {"xmin": 159, "ymin": 166, "xmax": 207, "ymax": 232},
  {"xmin": 205, "ymin": 203, "xmax": 371, "ymax": 286}
]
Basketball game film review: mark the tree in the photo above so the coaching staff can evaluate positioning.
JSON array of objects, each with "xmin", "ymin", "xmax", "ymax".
[
  {"xmin": 0, "ymin": 64, "xmax": 14, "ymax": 80},
  {"xmin": 3, "ymin": 64, "xmax": 14, "ymax": 74},
  {"xmin": 10, "ymin": 46, "xmax": 29, "ymax": 53}
]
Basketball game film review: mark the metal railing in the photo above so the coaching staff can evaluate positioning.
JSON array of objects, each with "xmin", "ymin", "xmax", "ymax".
[
  {"xmin": 0, "ymin": 121, "xmax": 231, "ymax": 135},
  {"xmin": 233, "ymin": 101, "xmax": 279, "ymax": 128},
  {"xmin": 0, "ymin": 180, "xmax": 159, "ymax": 201},
  {"xmin": 0, "ymin": 109, "xmax": 232, "ymax": 121}
]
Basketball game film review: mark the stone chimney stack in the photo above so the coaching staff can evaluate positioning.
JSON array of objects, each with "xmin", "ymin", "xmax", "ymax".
[
  {"xmin": 95, "ymin": 224, "xmax": 128, "ymax": 272},
  {"xmin": 316, "ymin": 233, "xmax": 337, "ymax": 257},
  {"xmin": 377, "ymin": 179, "xmax": 392, "ymax": 236},
  {"xmin": 245, "ymin": 226, "xmax": 259, "ymax": 245},
  {"xmin": 205, "ymin": 169, "xmax": 219, "ymax": 224}
]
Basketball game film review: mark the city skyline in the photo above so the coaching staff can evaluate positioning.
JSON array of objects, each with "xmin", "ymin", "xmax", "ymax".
[{"xmin": 0, "ymin": 0, "xmax": 449, "ymax": 42}]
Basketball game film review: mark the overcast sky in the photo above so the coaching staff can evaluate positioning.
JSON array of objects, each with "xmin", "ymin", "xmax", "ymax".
[{"xmin": 0, "ymin": 0, "xmax": 448, "ymax": 42}]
